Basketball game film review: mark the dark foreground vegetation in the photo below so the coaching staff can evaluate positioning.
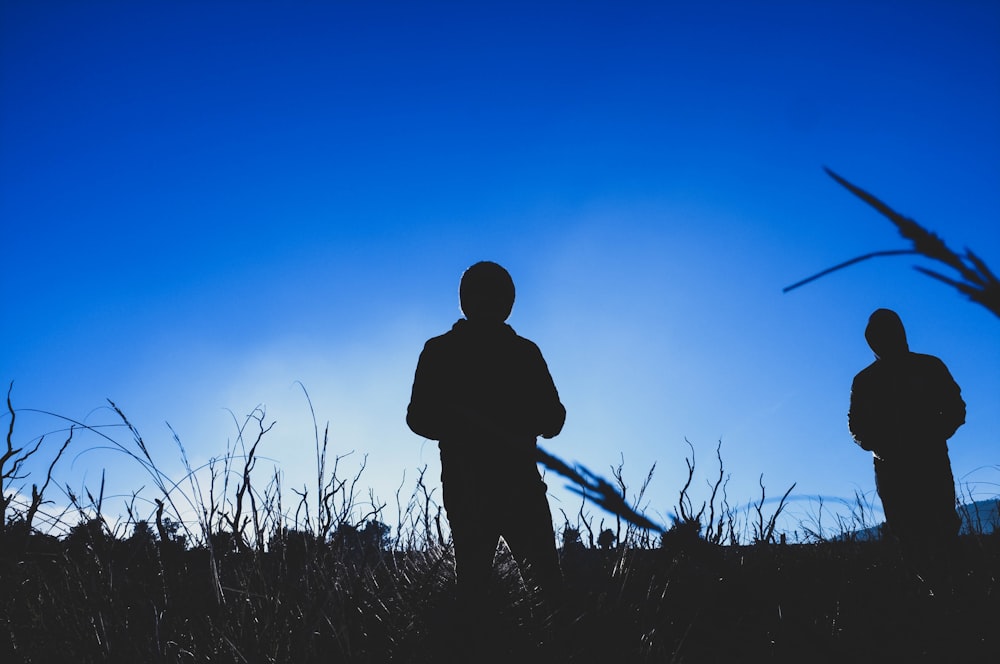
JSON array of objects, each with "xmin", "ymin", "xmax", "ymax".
[
  {"xmin": 2, "ymin": 394, "xmax": 997, "ymax": 663},
  {"xmin": 2, "ymin": 522, "xmax": 997, "ymax": 663}
]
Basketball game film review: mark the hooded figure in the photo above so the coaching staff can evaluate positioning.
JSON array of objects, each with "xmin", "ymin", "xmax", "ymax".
[
  {"xmin": 849, "ymin": 308, "xmax": 965, "ymax": 558},
  {"xmin": 407, "ymin": 261, "xmax": 565, "ymax": 605}
]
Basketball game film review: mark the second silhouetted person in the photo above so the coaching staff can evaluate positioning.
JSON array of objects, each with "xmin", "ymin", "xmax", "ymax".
[{"xmin": 848, "ymin": 308, "xmax": 965, "ymax": 564}]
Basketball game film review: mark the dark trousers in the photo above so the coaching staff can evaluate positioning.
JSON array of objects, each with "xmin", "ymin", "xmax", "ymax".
[
  {"xmin": 442, "ymin": 462, "xmax": 562, "ymax": 605},
  {"xmin": 874, "ymin": 448, "xmax": 960, "ymax": 568}
]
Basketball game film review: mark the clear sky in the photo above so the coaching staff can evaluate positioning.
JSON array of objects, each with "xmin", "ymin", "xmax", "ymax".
[{"xmin": 2, "ymin": 1, "xmax": 998, "ymax": 540}]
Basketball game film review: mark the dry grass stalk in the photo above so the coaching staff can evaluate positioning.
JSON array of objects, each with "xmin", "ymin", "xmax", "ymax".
[{"xmin": 785, "ymin": 167, "xmax": 1000, "ymax": 319}]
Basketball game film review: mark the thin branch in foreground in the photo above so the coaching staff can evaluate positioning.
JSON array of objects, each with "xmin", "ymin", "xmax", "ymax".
[
  {"xmin": 536, "ymin": 446, "xmax": 665, "ymax": 533},
  {"xmin": 784, "ymin": 167, "xmax": 1000, "ymax": 319},
  {"xmin": 782, "ymin": 250, "xmax": 918, "ymax": 293}
]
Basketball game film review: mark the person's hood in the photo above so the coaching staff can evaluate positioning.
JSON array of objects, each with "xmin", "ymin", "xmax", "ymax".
[{"xmin": 865, "ymin": 308, "xmax": 909, "ymax": 359}]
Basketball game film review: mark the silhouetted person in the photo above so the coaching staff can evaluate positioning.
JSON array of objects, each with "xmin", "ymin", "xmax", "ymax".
[
  {"xmin": 848, "ymin": 308, "xmax": 965, "ymax": 569},
  {"xmin": 407, "ymin": 261, "xmax": 566, "ymax": 608}
]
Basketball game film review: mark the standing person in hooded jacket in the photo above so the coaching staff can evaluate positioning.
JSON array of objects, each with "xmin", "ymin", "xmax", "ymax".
[
  {"xmin": 406, "ymin": 261, "xmax": 566, "ymax": 607},
  {"xmin": 848, "ymin": 308, "xmax": 966, "ymax": 564}
]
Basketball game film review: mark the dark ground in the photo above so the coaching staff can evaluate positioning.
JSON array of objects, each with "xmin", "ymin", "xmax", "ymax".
[{"xmin": 2, "ymin": 525, "xmax": 997, "ymax": 663}]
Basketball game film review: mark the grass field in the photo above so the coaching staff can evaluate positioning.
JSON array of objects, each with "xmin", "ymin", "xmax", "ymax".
[{"xmin": 2, "ymin": 395, "xmax": 997, "ymax": 663}]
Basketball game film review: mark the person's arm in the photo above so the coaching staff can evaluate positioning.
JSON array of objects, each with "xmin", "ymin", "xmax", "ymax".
[
  {"xmin": 935, "ymin": 359, "xmax": 966, "ymax": 440},
  {"xmin": 848, "ymin": 374, "xmax": 876, "ymax": 452},
  {"xmin": 406, "ymin": 342, "xmax": 449, "ymax": 441},
  {"xmin": 529, "ymin": 343, "xmax": 566, "ymax": 440}
]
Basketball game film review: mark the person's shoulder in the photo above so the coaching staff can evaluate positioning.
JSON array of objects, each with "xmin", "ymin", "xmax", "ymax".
[
  {"xmin": 424, "ymin": 330, "xmax": 452, "ymax": 345},
  {"xmin": 909, "ymin": 352, "xmax": 948, "ymax": 369},
  {"xmin": 853, "ymin": 359, "xmax": 880, "ymax": 382},
  {"xmin": 509, "ymin": 327, "xmax": 544, "ymax": 353},
  {"xmin": 910, "ymin": 351, "xmax": 943, "ymax": 362},
  {"xmin": 421, "ymin": 322, "xmax": 463, "ymax": 351}
]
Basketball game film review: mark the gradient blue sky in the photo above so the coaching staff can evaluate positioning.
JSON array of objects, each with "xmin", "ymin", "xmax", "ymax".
[{"xmin": 3, "ymin": 1, "xmax": 998, "ymax": 538}]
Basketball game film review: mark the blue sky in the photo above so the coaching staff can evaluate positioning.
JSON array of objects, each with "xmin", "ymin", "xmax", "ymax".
[{"xmin": 2, "ymin": 1, "xmax": 998, "ymax": 539}]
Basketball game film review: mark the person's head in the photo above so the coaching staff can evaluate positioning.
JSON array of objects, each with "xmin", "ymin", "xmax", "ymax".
[
  {"xmin": 865, "ymin": 308, "xmax": 909, "ymax": 359},
  {"xmin": 459, "ymin": 261, "xmax": 515, "ymax": 322}
]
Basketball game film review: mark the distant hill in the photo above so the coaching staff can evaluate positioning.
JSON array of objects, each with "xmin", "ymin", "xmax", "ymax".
[
  {"xmin": 959, "ymin": 498, "xmax": 1000, "ymax": 536},
  {"xmin": 841, "ymin": 498, "xmax": 999, "ymax": 541}
]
